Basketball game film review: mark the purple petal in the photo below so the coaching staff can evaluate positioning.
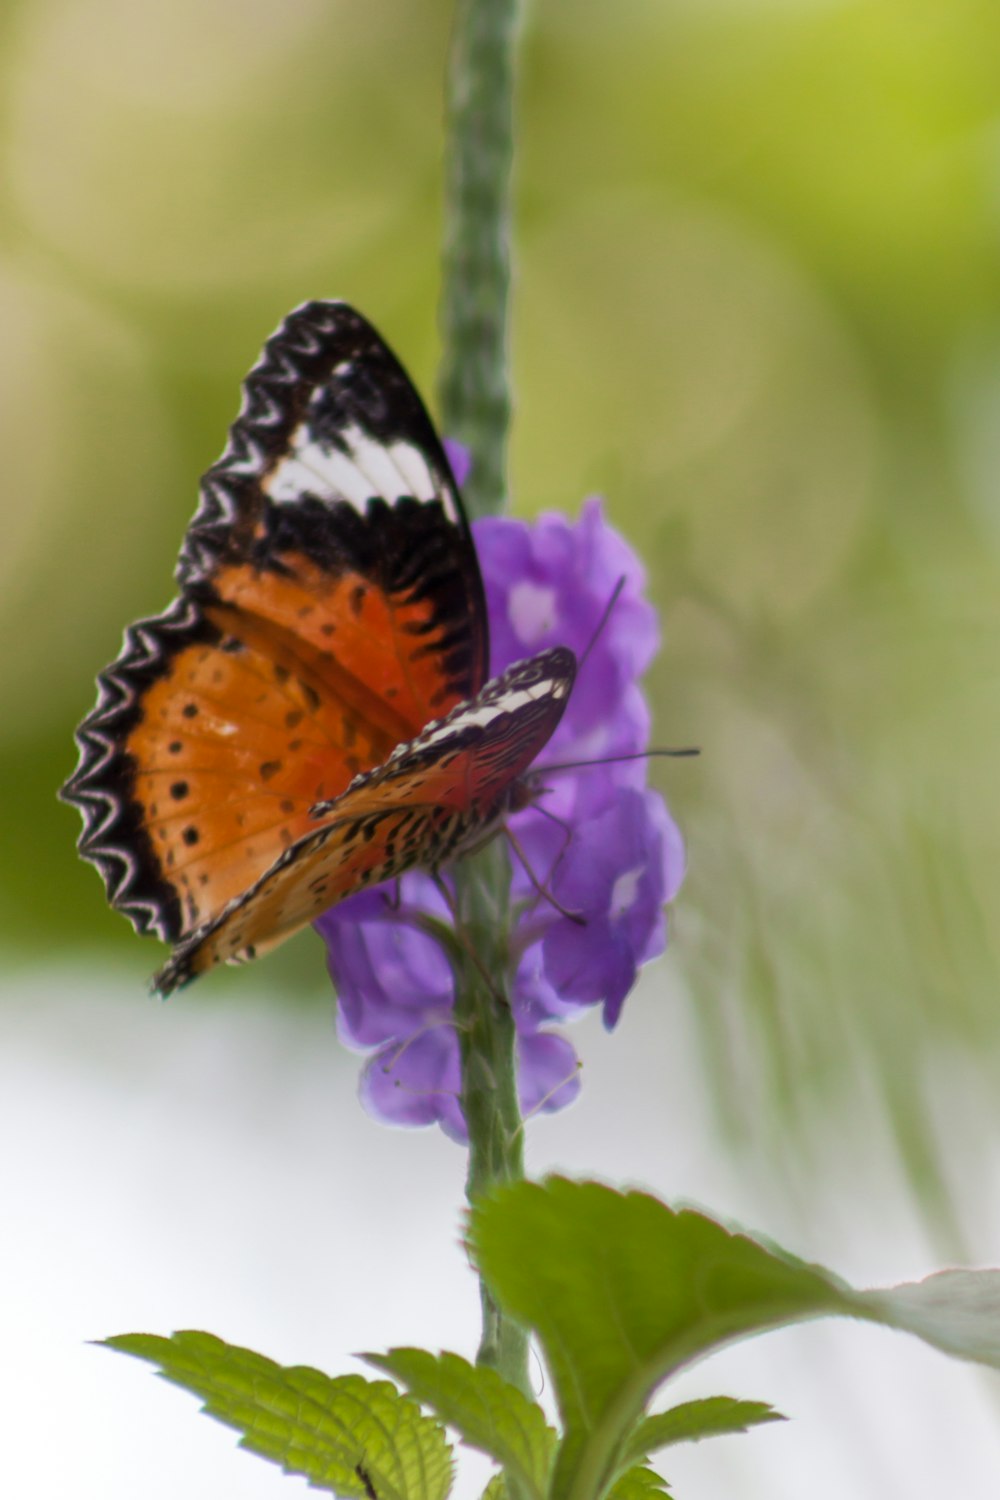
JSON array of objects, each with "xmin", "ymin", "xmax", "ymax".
[
  {"xmin": 443, "ymin": 438, "xmax": 472, "ymax": 489},
  {"xmin": 361, "ymin": 1028, "xmax": 467, "ymax": 1141},
  {"xmin": 517, "ymin": 1031, "xmax": 582, "ymax": 1117},
  {"xmin": 319, "ymin": 883, "xmax": 454, "ymax": 1048},
  {"xmin": 543, "ymin": 787, "xmax": 684, "ymax": 1027}
]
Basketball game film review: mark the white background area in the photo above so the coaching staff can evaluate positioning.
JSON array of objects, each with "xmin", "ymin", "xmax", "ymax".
[{"xmin": 5, "ymin": 956, "xmax": 1000, "ymax": 1499}]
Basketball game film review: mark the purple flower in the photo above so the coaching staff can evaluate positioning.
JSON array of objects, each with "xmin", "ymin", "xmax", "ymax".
[
  {"xmin": 322, "ymin": 873, "xmax": 583, "ymax": 1143},
  {"xmin": 542, "ymin": 787, "xmax": 685, "ymax": 1027},
  {"xmin": 315, "ymin": 500, "xmax": 685, "ymax": 1138},
  {"xmin": 443, "ymin": 438, "xmax": 472, "ymax": 488}
]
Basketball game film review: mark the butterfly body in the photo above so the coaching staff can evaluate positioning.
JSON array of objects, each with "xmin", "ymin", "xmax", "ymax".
[{"xmin": 63, "ymin": 303, "xmax": 574, "ymax": 993}]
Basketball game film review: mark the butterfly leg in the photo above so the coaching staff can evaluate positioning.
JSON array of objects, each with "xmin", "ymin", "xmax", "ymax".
[
  {"xmin": 529, "ymin": 797, "xmax": 578, "ymax": 891},
  {"xmin": 381, "ymin": 876, "xmax": 403, "ymax": 913},
  {"xmin": 430, "ymin": 867, "xmax": 458, "ymax": 920},
  {"xmin": 504, "ymin": 822, "xmax": 586, "ymax": 926}
]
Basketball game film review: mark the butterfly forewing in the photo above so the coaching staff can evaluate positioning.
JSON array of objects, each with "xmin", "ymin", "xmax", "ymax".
[{"xmin": 64, "ymin": 302, "xmax": 488, "ymax": 948}]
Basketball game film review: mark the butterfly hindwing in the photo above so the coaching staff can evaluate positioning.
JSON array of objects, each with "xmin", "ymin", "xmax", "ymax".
[
  {"xmin": 64, "ymin": 302, "xmax": 489, "ymax": 949},
  {"xmin": 152, "ymin": 648, "xmax": 576, "ymax": 994}
]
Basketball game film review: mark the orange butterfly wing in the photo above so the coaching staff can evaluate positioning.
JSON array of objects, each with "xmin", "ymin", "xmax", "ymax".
[
  {"xmin": 64, "ymin": 303, "xmax": 488, "ymax": 951},
  {"xmin": 152, "ymin": 648, "xmax": 576, "ymax": 994}
]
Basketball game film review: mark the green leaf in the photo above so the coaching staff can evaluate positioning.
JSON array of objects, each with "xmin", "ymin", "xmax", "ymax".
[
  {"xmin": 620, "ymin": 1398, "xmax": 784, "ymax": 1468},
  {"xmin": 604, "ymin": 1463, "xmax": 673, "ymax": 1500},
  {"xmin": 104, "ymin": 1331, "xmax": 453, "ymax": 1500},
  {"xmin": 859, "ymin": 1270, "xmax": 1000, "ymax": 1367},
  {"xmin": 366, "ymin": 1349, "xmax": 555, "ymax": 1500},
  {"xmin": 468, "ymin": 1178, "xmax": 855, "ymax": 1500},
  {"xmin": 470, "ymin": 1178, "xmax": 1000, "ymax": 1500}
]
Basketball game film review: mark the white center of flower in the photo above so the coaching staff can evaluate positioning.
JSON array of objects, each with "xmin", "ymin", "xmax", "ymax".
[
  {"xmin": 508, "ymin": 582, "xmax": 558, "ymax": 645},
  {"xmin": 610, "ymin": 866, "xmax": 642, "ymax": 919}
]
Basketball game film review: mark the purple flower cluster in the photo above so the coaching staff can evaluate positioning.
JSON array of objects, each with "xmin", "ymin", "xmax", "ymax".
[{"xmin": 315, "ymin": 499, "xmax": 685, "ymax": 1140}]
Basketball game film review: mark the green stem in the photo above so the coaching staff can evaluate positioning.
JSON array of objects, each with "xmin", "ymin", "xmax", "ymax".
[
  {"xmin": 438, "ymin": 0, "xmax": 520, "ymax": 519},
  {"xmin": 438, "ymin": 0, "xmax": 529, "ymax": 1396},
  {"xmin": 452, "ymin": 841, "xmax": 529, "ymax": 1394}
]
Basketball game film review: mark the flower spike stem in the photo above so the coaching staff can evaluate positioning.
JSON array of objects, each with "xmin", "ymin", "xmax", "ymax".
[
  {"xmin": 453, "ymin": 841, "xmax": 530, "ymax": 1396},
  {"xmin": 438, "ymin": 0, "xmax": 521, "ymax": 519},
  {"xmin": 439, "ymin": 0, "xmax": 529, "ymax": 1397}
]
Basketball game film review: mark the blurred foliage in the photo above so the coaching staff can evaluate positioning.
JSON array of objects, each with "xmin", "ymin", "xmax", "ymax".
[{"xmin": 6, "ymin": 0, "xmax": 1000, "ymax": 1230}]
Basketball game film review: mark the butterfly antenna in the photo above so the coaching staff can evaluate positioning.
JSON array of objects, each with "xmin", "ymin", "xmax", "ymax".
[
  {"xmin": 560, "ymin": 579, "xmax": 701, "ymax": 774},
  {"xmin": 577, "ymin": 575, "xmax": 627, "ymax": 673},
  {"xmin": 537, "ymin": 745, "xmax": 699, "ymax": 776}
]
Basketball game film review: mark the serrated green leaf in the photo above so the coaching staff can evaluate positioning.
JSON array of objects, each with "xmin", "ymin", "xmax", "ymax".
[
  {"xmin": 470, "ymin": 1179, "xmax": 1000, "ymax": 1500},
  {"xmin": 480, "ymin": 1474, "xmax": 508, "ymax": 1500},
  {"xmin": 619, "ymin": 1398, "xmax": 783, "ymax": 1470},
  {"xmin": 468, "ymin": 1180, "xmax": 856, "ymax": 1500},
  {"xmin": 366, "ymin": 1349, "xmax": 555, "ymax": 1500},
  {"xmin": 604, "ymin": 1463, "xmax": 673, "ymax": 1500},
  {"xmin": 105, "ymin": 1331, "xmax": 453, "ymax": 1500}
]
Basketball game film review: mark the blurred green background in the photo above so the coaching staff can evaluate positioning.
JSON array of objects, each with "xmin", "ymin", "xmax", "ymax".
[{"xmin": 5, "ymin": 0, "xmax": 1000, "ymax": 1243}]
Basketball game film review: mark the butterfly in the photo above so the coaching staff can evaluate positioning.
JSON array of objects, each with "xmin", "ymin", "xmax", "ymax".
[{"xmin": 62, "ymin": 302, "xmax": 575, "ymax": 995}]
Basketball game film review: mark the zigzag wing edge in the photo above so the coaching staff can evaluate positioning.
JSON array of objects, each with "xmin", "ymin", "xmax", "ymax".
[{"xmin": 61, "ymin": 597, "xmax": 216, "ymax": 944}]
